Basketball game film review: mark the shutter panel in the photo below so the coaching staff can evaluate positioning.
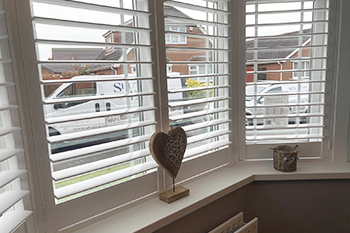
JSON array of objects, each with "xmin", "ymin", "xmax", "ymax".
[
  {"xmin": 164, "ymin": 0, "xmax": 231, "ymax": 183},
  {"xmin": 0, "ymin": 0, "xmax": 33, "ymax": 231},
  {"xmin": 27, "ymin": 0, "xmax": 159, "ymax": 227},
  {"xmin": 245, "ymin": 0, "xmax": 330, "ymax": 158}
]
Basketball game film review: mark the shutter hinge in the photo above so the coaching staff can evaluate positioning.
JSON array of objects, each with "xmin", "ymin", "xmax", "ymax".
[
  {"xmin": 328, "ymin": 140, "xmax": 332, "ymax": 150},
  {"xmin": 41, "ymin": 206, "xmax": 46, "ymax": 224}
]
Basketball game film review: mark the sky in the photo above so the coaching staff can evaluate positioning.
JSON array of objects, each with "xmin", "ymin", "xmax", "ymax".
[{"xmin": 32, "ymin": 0, "xmax": 316, "ymax": 60}]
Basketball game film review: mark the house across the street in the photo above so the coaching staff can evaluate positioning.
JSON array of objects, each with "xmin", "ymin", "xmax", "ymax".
[{"xmin": 42, "ymin": 7, "xmax": 312, "ymax": 84}]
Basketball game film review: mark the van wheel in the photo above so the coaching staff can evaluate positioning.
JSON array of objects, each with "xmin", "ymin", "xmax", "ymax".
[
  {"xmin": 300, "ymin": 109, "xmax": 309, "ymax": 124},
  {"xmin": 245, "ymin": 114, "xmax": 253, "ymax": 126},
  {"xmin": 49, "ymin": 127, "xmax": 61, "ymax": 137}
]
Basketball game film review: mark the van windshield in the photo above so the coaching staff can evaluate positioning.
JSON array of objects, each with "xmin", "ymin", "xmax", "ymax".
[
  {"xmin": 56, "ymin": 82, "xmax": 96, "ymax": 98},
  {"xmin": 245, "ymin": 86, "xmax": 266, "ymax": 101}
]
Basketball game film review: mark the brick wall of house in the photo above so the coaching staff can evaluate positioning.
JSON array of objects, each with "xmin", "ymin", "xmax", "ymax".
[
  {"xmin": 291, "ymin": 47, "xmax": 311, "ymax": 58},
  {"xmin": 166, "ymin": 27, "xmax": 209, "ymax": 75},
  {"xmin": 99, "ymin": 26, "xmax": 209, "ymax": 76},
  {"xmin": 265, "ymin": 63, "xmax": 282, "ymax": 81},
  {"xmin": 282, "ymin": 61, "xmax": 293, "ymax": 80},
  {"xmin": 246, "ymin": 63, "xmax": 281, "ymax": 82},
  {"xmin": 248, "ymin": 44, "xmax": 311, "ymax": 82},
  {"xmin": 281, "ymin": 47, "xmax": 311, "ymax": 80},
  {"xmin": 42, "ymin": 68, "xmax": 59, "ymax": 80},
  {"xmin": 94, "ymin": 69, "xmax": 114, "ymax": 76},
  {"xmin": 105, "ymin": 31, "xmax": 122, "ymax": 55},
  {"xmin": 41, "ymin": 69, "xmax": 61, "ymax": 97},
  {"xmin": 93, "ymin": 65, "xmax": 134, "ymax": 76},
  {"xmin": 100, "ymin": 31, "xmax": 313, "ymax": 79}
]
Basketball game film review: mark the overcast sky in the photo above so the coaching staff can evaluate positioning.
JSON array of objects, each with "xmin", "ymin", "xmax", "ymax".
[{"xmin": 32, "ymin": 0, "xmax": 314, "ymax": 60}]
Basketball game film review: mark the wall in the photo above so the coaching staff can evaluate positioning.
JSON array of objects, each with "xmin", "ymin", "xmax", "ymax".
[
  {"xmin": 246, "ymin": 44, "xmax": 312, "ymax": 82},
  {"xmin": 96, "ymin": 26, "xmax": 209, "ymax": 76},
  {"xmin": 167, "ymin": 27, "xmax": 209, "ymax": 75},
  {"xmin": 155, "ymin": 180, "xmax": 350, "ymax": 233}
]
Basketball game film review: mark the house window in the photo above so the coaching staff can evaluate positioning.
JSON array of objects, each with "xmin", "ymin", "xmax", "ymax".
[
  {"xmin": 293, "ymin": 61, "xmax": 311, "ymax": 79},
  {"xmin": 130, "ymin": 64, "xmax": 137, "ymax": 75},
  {"xmin": 107, "ymin": 36, "xmax": 113, "ymax": 50},
  {"xmin": 165, "ymin": 26, "xmax": 187, "ymax": 44},
  {"xmin": 188, "ymin": 65, "xmax": 213, "ymax": 82},
  {"xmin": 167, "ymin": 64, "xmax": 173, "ymax": 73},
  {"xmin": 258, "ymin": 67, "xmax": 267, "ymax": 80}
]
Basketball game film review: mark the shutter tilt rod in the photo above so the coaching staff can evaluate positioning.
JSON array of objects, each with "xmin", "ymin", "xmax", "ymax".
[{"xmin": 173, "ymin": 178, "xmax": 175, "ymax": 192}]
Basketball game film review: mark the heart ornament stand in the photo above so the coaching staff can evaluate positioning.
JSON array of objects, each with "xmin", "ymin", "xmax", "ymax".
[{"xmin": 150, "ymin": 127, "xmax": 189, "ymax": 203}]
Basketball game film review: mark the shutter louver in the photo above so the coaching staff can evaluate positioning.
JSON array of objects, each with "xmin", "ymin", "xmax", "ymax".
[
  {"xmin": 0, "ymin": 0, "xmax": 33, "ymax": 231},
  {"xmin": 30, "ymin": 0, "xmax": 158, "ymax": 203},
  {"xmin": 245, "ymin": 0, "xmax": 329, "ymax": 148},
  {"xmin": 164, "ymin": 0, "xmax": 231, "ymax": 182}
]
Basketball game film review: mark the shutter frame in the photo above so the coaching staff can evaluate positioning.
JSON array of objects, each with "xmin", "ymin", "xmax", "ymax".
[{"xmin": 244, "ymin": 0, "xmax": 331, "ymax": 158}]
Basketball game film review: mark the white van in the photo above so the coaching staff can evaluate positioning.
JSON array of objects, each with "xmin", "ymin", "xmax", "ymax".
[
  {"xmin": 46, "ymin": 73, "xmax": 183, "ymax": 136},
  {"xmin": 245, "ymin": 82, "xmax": 309, "ymax": 125}
]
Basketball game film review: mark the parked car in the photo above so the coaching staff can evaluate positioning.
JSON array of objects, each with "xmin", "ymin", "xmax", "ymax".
[{"xmin": 202, "ymin": 82, "xmax": 310, "ymax": 126}]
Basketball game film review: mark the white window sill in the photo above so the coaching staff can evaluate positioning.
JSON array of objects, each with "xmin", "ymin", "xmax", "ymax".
[{"xmin": 71, "ymin": 160, "xmax": 350, "ymax": 233}]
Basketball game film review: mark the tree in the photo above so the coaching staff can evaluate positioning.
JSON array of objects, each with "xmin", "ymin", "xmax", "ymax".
[
  {"xmin": 80, "ymin": 67, "xmax": 90, "ymax": 75},
  {"xmin": 61, "ymin": 70, "xmax": 79, "ymax": 79},
  {"xmin": 187, "ymin": 78, "xmax": 213, "ymax": 99}
]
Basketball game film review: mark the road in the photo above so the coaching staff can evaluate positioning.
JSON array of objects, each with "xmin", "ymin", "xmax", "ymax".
[{"xmin": 52, "ymin": 130, "xmax": 139, "ymax": 171}]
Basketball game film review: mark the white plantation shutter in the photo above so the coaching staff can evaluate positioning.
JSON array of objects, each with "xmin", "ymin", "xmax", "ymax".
[
  {"xmin": 0, "ymin": 0, "xmax": 33, "ymax": 232},
  {"xmin": 14, "ymin": 0, "xmax": 234, "ymax": 229},
  {"xmin": 163, "ymin": 0, "xmax": 231, "ymax": 183},
  {"xmin": 4, "ymin": 0, "xmax": 347, "ymax": 231},
  {"xmin": 18, "ymin": 0, "xmax": 159, "ymax": 228},
  {"xmin": 244, "ymin": 0, "xmax": 331, "ymax": 158}
]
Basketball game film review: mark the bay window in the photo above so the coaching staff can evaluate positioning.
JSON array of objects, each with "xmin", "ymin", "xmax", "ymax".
[
  {"xmin": 164, "ymin": 0, "xmax": 230, "ymax": 185},
  {"xmin": 13, "ymin": 0, "xmax": 159, "ymax": 230},
  {"xmin": 243, "ymin": 0, "xmax": 332, "ymax": 160},
  {"xmin": 2, "ymin": 0, "xmax": 347, "ymax": 232}
]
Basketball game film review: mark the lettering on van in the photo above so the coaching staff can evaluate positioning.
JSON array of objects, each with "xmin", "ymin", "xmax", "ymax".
[
  {"xmin": 282, "ymin": 84, "xmax": 309, "ymax": 93},
  {"xmin": 114, "ymin": 82, "xmax": 123, "ymax": 93},
  {"xmin": 114, "ymin": 82, "xmax": 138, "ymax": 94}
]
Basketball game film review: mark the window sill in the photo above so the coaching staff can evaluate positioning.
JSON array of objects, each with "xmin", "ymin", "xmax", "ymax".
[{"xmin": 71, "ymin": 160, "xmax": 350, "ymax": 233}]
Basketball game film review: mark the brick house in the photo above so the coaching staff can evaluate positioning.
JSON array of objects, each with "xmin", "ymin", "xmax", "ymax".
[
  {"xmin": 90, "ymin": 6, "xmax": 312, "ymax": 82},
  {"xmin": 246, "ymin": 30, "xmax": 311, "ymax": 82},
  {"xmin": 41, "ymin": 64, "xmax": 75, "ymax": 80},
  {"xmin": 43, "ymin": 8, "xmax": 312, "ymax": 83},
  {"xmin": 88, "ymin": 5, "xmax": 211, "ymax": 76},
  {"xmin": 41, "ymin": 48, "xmax": 103, "ymax": 78},
  {"xmin": 41, "ymin": 64, "xmax": 77, "ymax": 97},
  {"xmin": 41, "ymin": 48, "xmax": 103, "ymax": 96}
]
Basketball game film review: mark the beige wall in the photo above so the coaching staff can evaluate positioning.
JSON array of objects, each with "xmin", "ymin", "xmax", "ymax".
[{"xmin": 155, "ymin": 180, "xmax": 350, "ymax": 233}]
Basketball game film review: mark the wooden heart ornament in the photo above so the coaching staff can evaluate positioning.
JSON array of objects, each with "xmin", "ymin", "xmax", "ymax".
[{"xmin": 150, "ymin": 127, "xmax": 187, "ymax": 179}]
